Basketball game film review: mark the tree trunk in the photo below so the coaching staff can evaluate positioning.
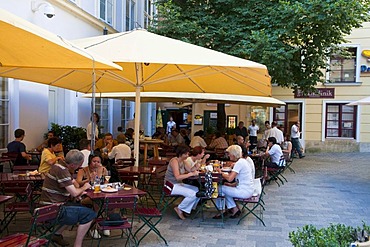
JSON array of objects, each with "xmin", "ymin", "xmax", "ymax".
[{"xmin": 217, "ymin": 103, "xmax": 226, "ymax": 134}]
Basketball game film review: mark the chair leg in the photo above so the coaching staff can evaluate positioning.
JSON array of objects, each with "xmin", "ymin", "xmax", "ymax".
[
  {"xmin": 134, "ymin": 216, "xmax": 167, "ymax": 246},
  {"xmin": 238, "ymin": 203, "xmax": 265, "ymax": 226}
]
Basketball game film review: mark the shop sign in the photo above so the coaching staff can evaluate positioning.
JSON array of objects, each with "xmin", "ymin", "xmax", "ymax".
[{"xmin": 294, "ymin": 88, "xmax": 335, "ymax": 98}]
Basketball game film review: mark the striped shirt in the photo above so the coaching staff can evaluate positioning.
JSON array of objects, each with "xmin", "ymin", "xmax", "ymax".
[{"xmin": 39, "ymin": 162, "xmax": 72, "ymax": 204}]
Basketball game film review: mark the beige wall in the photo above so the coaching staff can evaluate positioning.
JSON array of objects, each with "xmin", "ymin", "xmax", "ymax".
[{"xmin": 272, "ymin": 22, "xmax": 370, "ymax": 152}]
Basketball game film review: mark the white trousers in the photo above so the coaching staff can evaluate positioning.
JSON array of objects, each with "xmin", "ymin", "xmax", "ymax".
[
  {"xmin": 216, "ymin": 185, "xmax": 253, "ymax": 210},
  {"xmin": 171, "ymin": 183, "xmax": 200, "ymax": 214}
]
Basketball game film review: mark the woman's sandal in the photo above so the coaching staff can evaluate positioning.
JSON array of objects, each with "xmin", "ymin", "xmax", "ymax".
[
  {"xmin": 212, "ymin": 211, "xmax": 228, "ymax": 219},
  {"xmin": 229, "ymin": 210, "xmax": 241, "ymax": 219}
]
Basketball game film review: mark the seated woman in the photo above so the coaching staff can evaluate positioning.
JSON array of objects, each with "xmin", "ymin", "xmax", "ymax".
[
  {"xmin": 39, "ymin": 137, "xmax": 65, "ymax": 174},
  {"xmin": 214, "ymin": 145, "xmax": 254, "ymax": 219},
  {"xmin": 281, "ymin": 134, "xmax": 292, "ymax": 160},
  {"xmin": 184, "ymin": 146, "xmax": 210, "ymax": 173},
  {"xmin": 265, "ymin": 137, "xmax": 286, "ymax": 168},
  {"xmin": 76, "ymin": 154, "xmax": 108, "ymax": 187},
  {"xmin": 164, "ymin": 145, "xmax": 200, "ymax": 220}
]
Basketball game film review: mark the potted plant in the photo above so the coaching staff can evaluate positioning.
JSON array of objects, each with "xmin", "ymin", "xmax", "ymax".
[{"xmin": 289, "ymin": 223, "xmax": 370, "ymax": 247}]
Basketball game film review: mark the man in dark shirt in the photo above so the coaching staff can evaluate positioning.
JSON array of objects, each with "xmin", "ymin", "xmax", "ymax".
[
  {"xmin": 235, "ymin": 121, "xmax": 248, "ymax": 140},
  {"xmin": 7, "ymin": 128, "xmax": 31, "ymax": 165},
  {"xmin": 40, "ymin": 149, "xmax": 95, "ymax": 247}
]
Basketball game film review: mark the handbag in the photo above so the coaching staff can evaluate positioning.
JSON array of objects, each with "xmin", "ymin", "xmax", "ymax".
[{"xmin": 196, "ymin": 172, "xmax": 214, "ymax": 198}]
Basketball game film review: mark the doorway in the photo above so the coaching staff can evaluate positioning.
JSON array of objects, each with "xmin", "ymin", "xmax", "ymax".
[{"xmin": 273, "ymin": 103, "xmax": 303, "ymax": 135}]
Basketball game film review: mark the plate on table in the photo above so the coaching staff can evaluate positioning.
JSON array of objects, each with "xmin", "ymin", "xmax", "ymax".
[
  {"xmin": 221, "ymin": 167, "xmax": 232, "ymax": 172},
  {"xmin": 101, "ymin": 187, "xmax": 118, "ymax": 193}
]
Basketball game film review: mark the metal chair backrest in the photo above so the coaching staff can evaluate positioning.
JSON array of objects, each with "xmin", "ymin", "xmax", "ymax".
[
  {"xmin": 105, "ymin": 196, "xmax": 136, "ymax": 211},
  {"xmin": 115, "ymin": 158, "xmax": 135, "ymax": 168},
  {"xmin": 163, "ymin": 180, "xmax": 174, "ymax": 196},
  {"xmin": 148, "ymin": 159, "xmax": 168, "ymax": 167}
]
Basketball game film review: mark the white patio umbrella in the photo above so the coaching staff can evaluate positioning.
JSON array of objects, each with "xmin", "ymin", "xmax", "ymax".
[
  {"xmin": 347, "ymin": 96, "xmax": 370, "ymax": 105},
  {"xmin": 73, "ymin": 29, "xmax": 273, "ymax": 166}
]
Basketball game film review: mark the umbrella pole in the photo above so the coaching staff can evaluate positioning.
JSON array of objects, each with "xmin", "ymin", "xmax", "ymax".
[
  {"xmin": 90, "ymin": 60, "xmax": 96, "ymax": 153},
  {"xmin": 134, "ymin": 63, "xmax": 143, "ymax": 167}
]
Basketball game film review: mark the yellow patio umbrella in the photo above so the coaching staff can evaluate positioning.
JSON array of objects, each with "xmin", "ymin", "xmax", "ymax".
[
  {"xmin": 72, "ymin": 29, "xmax": 272, "ymax": 166},
  {"xmin": 0, "ymin": 9, "xmax": 121, "ymax": 143}
]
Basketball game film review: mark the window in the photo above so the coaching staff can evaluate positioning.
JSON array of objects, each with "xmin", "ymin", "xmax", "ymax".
[
  {"xmin": 326, "ymin": 103, "xmax": 357, "ymax": 138},
  {"xmin": 0, "ymin": 78, "xmax": 9, "ymax": 149},
  {"xmin": 144, "ymin": 0, "xmax": 153, "ymax": 29},
  {"xmin": 327, "ymin": 47, "xmax": 359, "ymax": 83},
  {"xmin": 100, "ymin": 0, "xmax": 114, "ymax": 25},
  {"xmin": 95, "ymin": 98, "xmax": 109, "ymax": 136},
  {"xmin": 125, "ymin": 0, "xmax": 136, "ymax": 31},
  {"xmin": 121, "ymin": 100, "xmax": 132, "ymax": 130}
]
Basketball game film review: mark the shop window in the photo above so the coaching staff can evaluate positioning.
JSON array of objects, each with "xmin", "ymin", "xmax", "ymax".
[{"xmin": 325, "ymin": 103, "xmax": 357, "ymax": 138}]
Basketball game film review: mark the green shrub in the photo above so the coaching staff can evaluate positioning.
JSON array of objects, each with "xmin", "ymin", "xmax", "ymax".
[
  {"xmin": 49, "ymin": 123, "xmax": 86, "ymax": 152},
  {"xmin": 289, "ymin": 223, "xmax": 370, "ymax": 247}
]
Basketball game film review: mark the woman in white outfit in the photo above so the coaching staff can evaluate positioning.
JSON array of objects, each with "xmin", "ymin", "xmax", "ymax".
[
  {"xmin": 164, "ymin": 145, "xmax": 200, "ymax": 220},
  {"xmin": 214, "ymin": 145, "xmax": 254, "ymax": 219}
]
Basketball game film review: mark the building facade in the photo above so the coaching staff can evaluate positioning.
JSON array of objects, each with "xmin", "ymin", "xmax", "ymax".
[
  {"xmin": 272, "ymin": 22, "xmax": 370, "ymax": 153},
  {"xmin": 0, "ymin": 0, "xmax": 157, "ymax": 151}
]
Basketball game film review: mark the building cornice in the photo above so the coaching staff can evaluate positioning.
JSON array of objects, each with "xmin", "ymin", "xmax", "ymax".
[{"xmin": 51, "ymin": 0, "xmax": 117, "ymax": 33}]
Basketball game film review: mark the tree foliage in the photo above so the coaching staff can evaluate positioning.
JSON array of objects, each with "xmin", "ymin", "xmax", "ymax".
[{"xmin": 152, "ymin": 0, "xmax": 370, "ymax": 93}]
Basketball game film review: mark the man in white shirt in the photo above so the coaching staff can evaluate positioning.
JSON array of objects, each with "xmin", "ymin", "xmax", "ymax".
[
  {"xmin": 248, "ymin": 119, "xmax": 259, "ymax": 150},
  {"xmin": 166, "ymin": 116, "xmax": 176, "ymax": 134},
  {"xmin": 189, "ymin": 130, "xmax": 207, "ymax": 148},
  {"xmin": 266, "ymin": 121, "xmax": 284, "ymax": 145},
  {"xmin": 108, "ymin": 134, "xmax": 132, "ymax": 162},
  {"xmin": 168, "ymin": 129, "xmax": 185, "ymax": 146},
  {"xmin": 291, "ymin": 121, "xmax": 305, "ymax": 158}
]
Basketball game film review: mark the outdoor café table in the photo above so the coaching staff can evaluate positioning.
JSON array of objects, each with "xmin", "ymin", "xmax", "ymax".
[
  {"xmin": 0, "ymin": 172, "xmax": 45, "ymax": 192},
  {"xmin": 0, "ymin": 172, "xmax": 45, "ymax": 183},
  {"xmin": 85, "ymin": 185, "xmax": 146, "ymax": 218},
  {"xmin": 139, "ymin": 139, "xmax": 164, "ymax": 165}
]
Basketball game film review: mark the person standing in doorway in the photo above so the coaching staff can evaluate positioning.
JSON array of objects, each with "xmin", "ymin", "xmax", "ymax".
[
  {"xmin": 166, "ymin": 116, "xmax": 176, "ymax": 134},
  {"xmin": 248, "ymin": 119, "xmax": 259, "ymax": 151},
  {"xmin": 291, "ymin": 121, "xmax": 305, "ymax": 158},
  {"xmin": 86, "ymin": 112, "xmax": 99, "ymax": 141}
]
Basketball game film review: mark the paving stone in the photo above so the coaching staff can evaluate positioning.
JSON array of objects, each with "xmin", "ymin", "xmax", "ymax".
[{"xmin": 2, "ymin": 152, "xmax": 370, "ymax": 246}]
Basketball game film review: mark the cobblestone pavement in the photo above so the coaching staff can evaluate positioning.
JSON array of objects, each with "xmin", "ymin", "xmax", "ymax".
[{"xmin": 3, "ymin": 152, "xmax": 370, "ymax": 246}]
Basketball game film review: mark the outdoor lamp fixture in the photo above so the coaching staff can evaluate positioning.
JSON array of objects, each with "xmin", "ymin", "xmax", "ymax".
[
  {"xmin": 103, "ymin": 27, "xmax": 108, "ymax": 35},
  {"xmin": 31, "ymin": 0, "xmax": 55, "ymax": 18}
]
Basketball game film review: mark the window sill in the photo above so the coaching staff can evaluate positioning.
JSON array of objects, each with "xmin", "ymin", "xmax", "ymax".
[
  {"xmin": 325, "ymin": 137, "xmax": 356, "ymax": 140},
  {"xmin": 324, "ymin": 82, "xmax": 362, "ymax": 86}
]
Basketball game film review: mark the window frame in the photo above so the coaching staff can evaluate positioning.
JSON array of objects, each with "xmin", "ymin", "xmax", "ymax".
[
  {"xmin": 125, "ymin": 0, "xmax": 136, "ymax": 31},
  {"xmin": 325, "ymin": 44, "xmax": 361, "ymax": 84},
  {"xmin": 99, "ymin": 0, "xmax": 114, "ymax": 25},
  {"xmin": 324, "ymin": 103, "xmax": 357, "ymax": 139},
  {"xmin": 0, "ymin": 77, "xmax": 9, "ymax": 150}
]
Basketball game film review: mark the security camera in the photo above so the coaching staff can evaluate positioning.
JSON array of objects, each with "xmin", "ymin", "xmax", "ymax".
[
  {"xmin": 31, "ymin": 1, "xmax": 55, "ymax": 19},
  {"xmin": 43, "ymin": 4, "xmax": 55, "ymax": 18}
]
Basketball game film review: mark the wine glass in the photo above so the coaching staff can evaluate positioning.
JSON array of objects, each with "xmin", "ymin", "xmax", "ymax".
[{"xmin": 104, "ymin": 170, "xmax": 111, "ymax": 183}]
